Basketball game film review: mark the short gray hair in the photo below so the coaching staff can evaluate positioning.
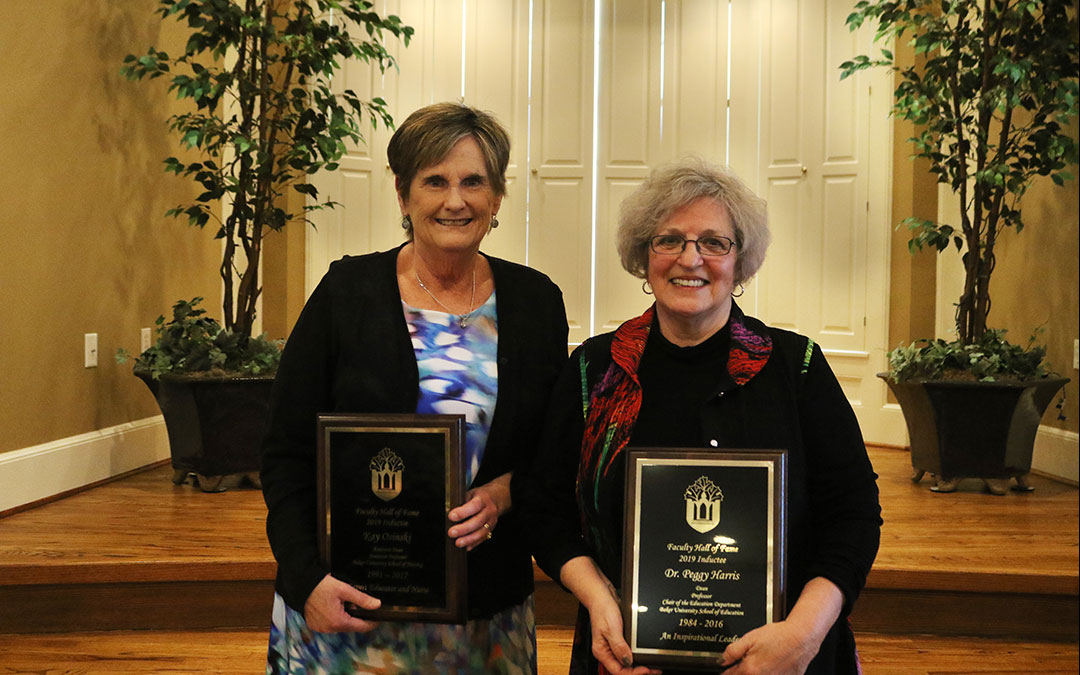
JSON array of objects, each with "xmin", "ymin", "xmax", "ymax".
[{"xmin": 616, "ymin": 157, "xmax": 770, "ymax": 284}]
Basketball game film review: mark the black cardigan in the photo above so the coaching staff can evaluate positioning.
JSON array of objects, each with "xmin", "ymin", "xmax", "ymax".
[
  {"xmin": 524, "ymin": 307, "xmax": 881, "ymax": 674},
  {"xmin": 261, "ymin": 245, "xmax": 569, "ymax": 619}
]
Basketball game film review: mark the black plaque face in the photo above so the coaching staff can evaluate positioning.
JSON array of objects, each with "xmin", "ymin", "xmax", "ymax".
[
  {"xmin": 622, "ymin": 449, "xmax": 787, "ymax": 670},
  {"xmin": 317, "ymin": 414, "xmax": 466, "ymax": 624}
]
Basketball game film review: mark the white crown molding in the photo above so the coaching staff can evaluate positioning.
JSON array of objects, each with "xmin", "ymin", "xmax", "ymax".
[{"xmin": 0, "ymin": 417, "xmax": 169, "ymax": 513}]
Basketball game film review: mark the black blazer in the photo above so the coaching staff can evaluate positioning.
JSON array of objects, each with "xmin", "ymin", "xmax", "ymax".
[{"xmin": 261, "ymin": 245, "xmax": 569, "ymax": 618}]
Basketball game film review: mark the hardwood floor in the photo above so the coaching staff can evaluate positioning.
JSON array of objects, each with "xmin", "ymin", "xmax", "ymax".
[
  {"xmin": 0, "ymin": 445, "xmax": 1076, "ymax": 671},
  {"xmin": 0, "ymin": 629, "xmax": 267, "ymax": 674},
  {"xmin": 0, "ymin": 627, "xmax": 1076, "ymax": 674},
  {"xmin": 0, "ymin": 462, "xmax": 273, "ymax": 586},
  {"xmin": 853, "ymin": 632, "xmax": 1080, "ymax": 674}
]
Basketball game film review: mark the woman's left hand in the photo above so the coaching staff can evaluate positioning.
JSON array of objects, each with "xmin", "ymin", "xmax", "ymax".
[
  {"xmin": 447, "ymin": 472, "xmax": 512, "ymax": 550},
  {"xmin": 718, "ymin": 577, "xmax": 844, "ymax": 675},
  {"xmin": 717, "ymin": 620, "xmax": 819, "ymax": 674}
]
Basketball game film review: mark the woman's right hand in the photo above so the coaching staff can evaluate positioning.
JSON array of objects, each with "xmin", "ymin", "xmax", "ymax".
[
  {"xmin": 584, "ymin": 590, "xmax": 661, "ymax": 675},
  {"xmin": 303, "ymin": 574, "xmax": 382, "ymax": 633},
  {"xmin": 560, "ymin": 556, "xmax": 661, "ymax": 675}
]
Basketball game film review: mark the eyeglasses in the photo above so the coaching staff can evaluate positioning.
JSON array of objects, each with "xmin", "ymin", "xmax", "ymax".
[{"xmin": 649, "ymin": 234, "xmax": 736, "ymax": 257}]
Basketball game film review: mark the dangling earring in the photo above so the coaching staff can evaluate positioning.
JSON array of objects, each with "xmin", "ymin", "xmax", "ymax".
[
  {"xmin": 401, "ymin": 214, "xmax": 412, "ymax": 230},
  {"xmin": 732, "ymin": 283, "xmax": 745, "ymax": 298},
  {"xmin": 642, "ymin": 280, "xmax": 653, "ymax": 295},
  {"xmin": 490, "ymin": 216, "xmax": 499, "ymax": 229}
]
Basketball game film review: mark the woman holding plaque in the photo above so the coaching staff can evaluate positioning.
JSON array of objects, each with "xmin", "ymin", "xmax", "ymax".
[
  {"xmin": 261, "ymin": 102, "xmax": 569, "ymax": 673},
  {"xmin": 524, "ymin": 157, "xmax": 881, "ymax": 675}
]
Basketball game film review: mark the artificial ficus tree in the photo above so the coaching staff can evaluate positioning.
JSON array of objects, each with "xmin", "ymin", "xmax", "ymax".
[
  {"xmin": 841, "ymin": 0, "xmax": 1078, "ymax": 344},
  {"xmin": 123, "ymin": 0, "xmax": 413, "ymax": 339}
]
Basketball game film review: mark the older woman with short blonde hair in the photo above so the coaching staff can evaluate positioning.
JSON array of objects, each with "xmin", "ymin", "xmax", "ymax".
[
  {"xmin": 526, "ymin": 157, "xmax": 881, "ymax": 675},
  {"xmin": 263, "ymin": 102, "xmax": 569, "ymax": 673}
]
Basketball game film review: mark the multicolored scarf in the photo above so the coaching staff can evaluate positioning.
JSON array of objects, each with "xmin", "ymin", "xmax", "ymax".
[{"xmin": 575, "ymin": 303, "xmax": 774, "ymax": 522}]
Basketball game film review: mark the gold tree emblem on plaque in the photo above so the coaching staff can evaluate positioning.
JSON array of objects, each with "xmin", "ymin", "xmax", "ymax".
[
  {"xmin": 370, "ymin": 448, "xmax": 404, "ymax": 501},
  {"xmin": 684, "ymin": 476, "xmax": 724, "ymax": 533}
]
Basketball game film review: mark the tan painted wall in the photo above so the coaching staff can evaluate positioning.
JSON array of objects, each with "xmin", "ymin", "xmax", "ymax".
[
  {"xmin": 261, "ymin": 192, "xmax": 308, "ymax": 342},
  {"xmin": 987, "ymin": 168, "xmax": 1079, "ymax": 433},
  {"xmin": 887, "ymin": 39, "xmax": 939, "ymax": 352},
  {"xmin": 1, "ymin": 1, "xmax": 1076, "ymax": 457},
  {"xmin": 0, "ymin": 1, "xmax": 221, "ymax": 454}
]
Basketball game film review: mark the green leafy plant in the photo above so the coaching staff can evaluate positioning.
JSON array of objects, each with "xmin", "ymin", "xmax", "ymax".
[
  {"xmin": 887, "ymin": 328, "xmax": 1050, "ymax": 382},
  {"xmin": 841, "ymin": 0, "xmax": 1078, "ymax": 357},
  {"xmin": 841, "ymin": 0, "xmax": 1078, "ymax": 383},
  {"xmin": 118, "ymin": 297, "xmax": 282, "ymax": 379},
  {"xmin": 121, "ymin": 0, "xmax": 413, "ymax": 340}
]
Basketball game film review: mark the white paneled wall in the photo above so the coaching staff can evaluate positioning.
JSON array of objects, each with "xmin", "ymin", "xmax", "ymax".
[
  {"xmin": 464, "ymin": 0, "xmax": 532, "ymax": 266},
  {"xmin": 306, "ymin": 0, "xmax": 902, "ymax": 442},
  {"xmin": 593, "ymin": 0, "xmax": 733, "ymax": 334},
  {"xmin": 746, "ymin": 0, "xmax": 896, "ymax": 434},
  {"xmin": 594, "ymin": 0, "xmax": 657, "ymax": 335},
  {"xmin": 528, "ymin": 0, "xmax": 596, "ymax": 343}
]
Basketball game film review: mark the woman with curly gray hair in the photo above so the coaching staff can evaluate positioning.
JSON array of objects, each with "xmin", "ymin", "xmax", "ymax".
[
  {"xmin": 616, "ymin": 156, "xmax": 770, "ymax": 292},
  {"xmin": 525, "ymin": 157, "xmax": 881, "ymax": 675}
]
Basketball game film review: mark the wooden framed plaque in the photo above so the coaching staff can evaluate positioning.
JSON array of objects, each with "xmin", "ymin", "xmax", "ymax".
[
  {"xmin": 622, "ymin": 448, "xmax": 787, "ymax": 670},
  {"xmin": 317, "ymin": 413, "xmax": 467, "ymax": 624}
]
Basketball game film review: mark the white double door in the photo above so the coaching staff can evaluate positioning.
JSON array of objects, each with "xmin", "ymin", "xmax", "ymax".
[{"xmin": 307, "ymin": 0, "xmax": 903, "ymax": 444}]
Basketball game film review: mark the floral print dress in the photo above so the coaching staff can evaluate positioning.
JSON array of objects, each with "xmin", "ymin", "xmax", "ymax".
[{"xmin": 266, "ymin": 293, "xmax": 538, "ymax": 675}]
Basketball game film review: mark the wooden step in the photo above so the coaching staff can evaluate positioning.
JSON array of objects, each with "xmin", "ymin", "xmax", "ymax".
[{"xmin": 1, "ymin": 449, "xmax": 1075, "ymax": 641}]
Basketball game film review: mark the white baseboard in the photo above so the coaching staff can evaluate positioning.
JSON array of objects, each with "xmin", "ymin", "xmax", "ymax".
[
  {"xmin": 859, "ymin": 402, "xmax": 910, "ymax": 447},
  {"xmin": 1032, "ymin": 425, "xmax": 1079, "ymax": 484},
  {"xmin": 0, "ymin": 416, "xmax": 1069, "ymax": 509},
  {"xmin": 0, "ymin": 417, "xmax": 169, "ymax": 512}
]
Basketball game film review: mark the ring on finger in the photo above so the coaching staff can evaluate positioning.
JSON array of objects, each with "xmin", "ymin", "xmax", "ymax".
[{"xmin": 485, "ymin": 530, "xmax": 493, "ymax": 540}]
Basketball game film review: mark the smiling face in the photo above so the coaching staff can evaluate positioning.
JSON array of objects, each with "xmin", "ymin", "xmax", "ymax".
[
  {"xmin": 646, "ymin": 197, "xmax": 739, "ymax": 342},
  {"xmin": 399, "ymin": 136, "xmax": 502, "ymax": 257}
]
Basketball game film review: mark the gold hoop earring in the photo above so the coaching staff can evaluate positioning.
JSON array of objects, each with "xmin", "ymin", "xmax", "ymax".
[
  {"xmin": 732, "ymin": 283, "xmax": 745, "ymax": 298},
  {"xmin": 642, "ymin": 280, "xmax": 653, "ymax": 295}
]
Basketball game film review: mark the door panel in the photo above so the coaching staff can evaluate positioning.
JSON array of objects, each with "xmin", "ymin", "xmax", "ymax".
[
  {"xmin": 670, "ymin": 0, "xmax": 729, "ymax": 160},
  {"xmin": 529, "ymin": 0, "xmax": 594, "ymax": 343},
  {"xmin": 466, "ymin": 0, "xmax": 530, "ymax": 266},
  {"xmin": 753, "ymin": 0, "xmax": 892, "ymax": 440},
  {"xmin": 594, "ymin": 0, "xmax": 655, "ymax": 334}
]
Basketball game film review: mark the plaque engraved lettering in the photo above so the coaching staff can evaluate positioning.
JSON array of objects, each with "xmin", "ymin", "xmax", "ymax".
[
  {"xmin": 622, "ymin": 449, "xmax": 787, "ymax": 670},
  {"xmin": 317, "ymin": 413, "xmax": 467, "ymax": 624}
]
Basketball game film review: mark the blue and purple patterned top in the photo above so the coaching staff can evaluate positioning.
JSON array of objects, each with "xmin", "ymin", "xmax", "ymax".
[{"xmin": 404, "ymin": 293, "xmax": 498, "ymax": 485}]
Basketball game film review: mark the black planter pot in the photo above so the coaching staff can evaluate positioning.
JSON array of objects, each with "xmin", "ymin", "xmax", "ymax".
[
  {"xmin": 136, "ymin": 371, "xmax": 275, "ymax": 492},
  {"xmin": 879, "ymin": 374, "xmax": 1069, "ymax": 494}
]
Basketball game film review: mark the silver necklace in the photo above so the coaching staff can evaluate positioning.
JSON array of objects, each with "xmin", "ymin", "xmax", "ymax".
[{"xmin": 415, "ymin": 265, "xmax": 477, "ymax": 328}]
